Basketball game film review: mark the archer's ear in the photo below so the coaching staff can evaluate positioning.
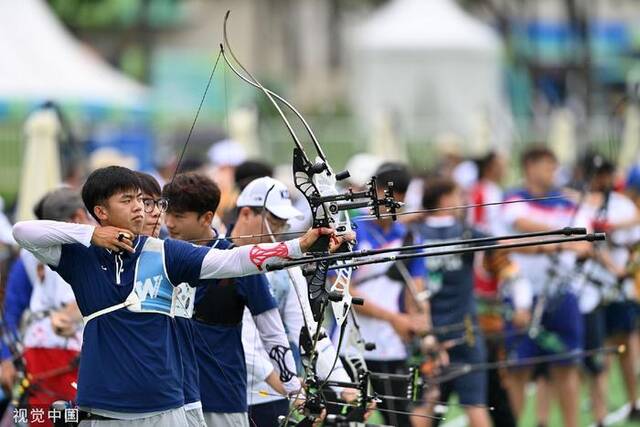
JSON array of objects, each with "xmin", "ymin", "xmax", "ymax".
[
  {"xmin": 200, "ymin": 211, "xmax": 215, "ymax": 227},
  {"xmin": 93, "ymin": 205, "xmax": 109, "ymax": 223}
]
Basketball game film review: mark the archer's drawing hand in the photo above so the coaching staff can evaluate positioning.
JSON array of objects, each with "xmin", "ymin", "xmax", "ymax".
[{"xmin": 91, "ymin": 226, "xmax": 135, "ymax": 253}]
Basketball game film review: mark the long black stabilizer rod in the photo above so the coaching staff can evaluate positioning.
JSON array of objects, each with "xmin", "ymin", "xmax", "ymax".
[
  {"xmin": 266, "ymin": 227, "xmax": 587, "ymax": 271},
  {"xmin": 324, "ymin": 233, "xmax": 605, "ymax": 271},
  {"xmin": 428, "ymin": 345, "xmax": 623, "ymax": 385}
]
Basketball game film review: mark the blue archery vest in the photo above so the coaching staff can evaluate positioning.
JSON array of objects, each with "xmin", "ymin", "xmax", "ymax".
[
  {"xmin": 132, "ymin": 238, "xmax": 176, "ymax": 316},
  {"xmin": 83, "ymin": 238, "xmax": 181, "ymax": 324}
]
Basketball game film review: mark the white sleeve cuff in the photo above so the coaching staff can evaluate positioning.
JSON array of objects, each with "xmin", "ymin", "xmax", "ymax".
[{"xmin": 285, "ymin": 239, "xmax": 303, "ymax": 258}]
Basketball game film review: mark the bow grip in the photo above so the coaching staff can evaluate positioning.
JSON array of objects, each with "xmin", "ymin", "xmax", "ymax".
[
  {"xmin": 308, "ymin": 229, "xmax": 352, "ymax": 254},
  {"xmin": 308, "ymin": 232, "xmax": 330, "ymax": 253}
]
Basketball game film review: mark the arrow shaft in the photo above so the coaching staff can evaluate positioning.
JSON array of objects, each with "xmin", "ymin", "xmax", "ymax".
[
  {"xmin": 326, "ymin": 234, "xmax": 605, "ymax": 271},
  {"xmin": 268, "ymin": 227, "xmax": 587, "ymax": 270}
]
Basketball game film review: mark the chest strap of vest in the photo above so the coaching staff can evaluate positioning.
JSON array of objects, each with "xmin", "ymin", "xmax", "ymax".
[{"xmin": 83, "ymin": 292, "xmax": 141, "ymax": 325}]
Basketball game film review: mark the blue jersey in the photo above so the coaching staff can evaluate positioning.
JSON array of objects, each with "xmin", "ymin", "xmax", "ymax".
[
  {"xmin": 414, "ymin": 219, "xmax": 486, "ymax": 338},
  {"xmin": 52, "ymin": 236, "xmax": 209, "ymax": 413},
  {"xmin": 175, "ymin": 316, "xmax": 200, "ymax": 405},
  {"xmin": 353, "ymin": 220, "xmax": 425, "ymax": 293},
  {"xmin": 192, "ymin": 239, "xmax": 277, "ymax": 413},
  {"xmin": 1, "ymin": 258, "xmax": 32, "ymax": 360}
]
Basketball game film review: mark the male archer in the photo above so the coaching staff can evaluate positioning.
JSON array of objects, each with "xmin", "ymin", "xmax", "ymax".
[
  {"xmin": 502, "ymin": 146, "xmax": 590, "ymax": 427},
  {"xmin": 162, "ymin": 172, "xmax": 301, "ymax": 427},
  {"xmin": 413, "ymin": 177, "xmax": 491, "ymax": 427},
  {"xmin": 350, "ymin": 162, "xmax": 428, "ymax": 427},
  {"xmin": 12, "ymin": 166, "xmax": 345, "ymax": 426},
  {"xmin": 234, "ymin": 176, "xmax": 364, "ymax": 426}
]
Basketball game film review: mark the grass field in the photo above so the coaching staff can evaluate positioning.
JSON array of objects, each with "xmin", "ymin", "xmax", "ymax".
[{"xmin": 365, "ymin": 359, "xmax": 640, "ymax": 426}]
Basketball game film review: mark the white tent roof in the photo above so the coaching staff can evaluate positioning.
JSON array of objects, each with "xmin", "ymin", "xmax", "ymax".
[
  {"xmin": 0, "ymin": 0, "xmax": 148, "ymax": 108},
  {"xmin": 355, "ymin": 0, "xmax": 500, "ymax": 52}
]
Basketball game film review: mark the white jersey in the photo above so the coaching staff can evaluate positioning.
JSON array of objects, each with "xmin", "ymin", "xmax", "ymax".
[
  {"xmin": 243, "ymin": 269, "xmax": 303, "ymax": 406},
  {"xmin": 468, "ymin": 179, "xmax": 507, "ymax": 236},
  {"xmin": 243, "ymin": 268, "xmax": 350, "ymax": 405},
  {"xmin": 503, "ymin": 191, "xmax": 586, "ymax": 296},
  {"xmin": 583, "ymin": 192, "xmax": 639, "ymax": 304},
  {"xmin": 601, "ymin": 192, "xmax": 639, "ymax": 267},
  {"xmin": 20, "ymin": 250, "xmax": 82, "ymax": 351},
  {"xmin": 350, "ymin": 276, "xmax": 407, "ymax": 361}
]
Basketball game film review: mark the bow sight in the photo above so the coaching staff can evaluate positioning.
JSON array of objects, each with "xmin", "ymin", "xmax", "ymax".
[{"xmin": 293, "ymin": 149, "xmax": 403, "ymax": 241}]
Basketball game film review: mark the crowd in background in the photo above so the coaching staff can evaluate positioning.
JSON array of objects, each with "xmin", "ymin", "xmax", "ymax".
[{"xmin": 0, "ymin": 139, "xmax": 640, "ymax": 427}]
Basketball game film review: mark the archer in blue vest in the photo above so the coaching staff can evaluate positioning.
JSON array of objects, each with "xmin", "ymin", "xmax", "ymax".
[{"xmin": 12, "ymin": 166, "xmax": 346, "ymax": 426}]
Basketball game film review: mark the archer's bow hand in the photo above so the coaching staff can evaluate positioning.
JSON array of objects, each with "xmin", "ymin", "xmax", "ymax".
[
  {"xmin": 389, "ymin": 313, "xmax": 421, "ymax": 343},
  {"xmin": 340, "ymin": 389, "xmax": 377, "ymax": 421},
  {"xmin": 298, "ymin": 227, "xmax": 356, "ymax": 254},
  {"xmin": 50, "ymin": 310, "xmax": 76, "ymax": 337}
]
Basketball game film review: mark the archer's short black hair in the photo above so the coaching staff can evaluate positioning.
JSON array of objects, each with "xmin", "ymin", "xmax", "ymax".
[
  {"xmin": 235, "ymin": 160, "xmax": 273, "ymax": 191},
  {"xmin": 375, "ymin": 162, "xmax": 412, "ymax": 194},
  {"xmin": 521, "ymin": 144, "xmax": 557, "ymax": 168},
  {"xmin": 422, "ymin": 176, "xmax": 457, "ymax": 210},
  {"xmin": 82, "ymin": 166, "xmax": 141, "ymax": 222},
  {"xmin": 581, "ymin": 151, "xmax": 614, "ymax": 177},
  {"xmin": 162, "ymin": 172, "xmax": 221, "ymax": 216},
  {"xmin": 135, "ymin": 171, "xmax": 161, "ymax": 197}
]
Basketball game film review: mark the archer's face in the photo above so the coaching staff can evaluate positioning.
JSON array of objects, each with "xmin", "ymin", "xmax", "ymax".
[
  {"xmin": 94, "ymin": 190, "xmax": 144, "ymax": 234},
  {"xmin": 164, "ymin": 211, "xmax": 211, "ymax": 242},
  {"xmin": 236, "ymin": 207, "xmax": 289, "ymax": 244},
  {"xmin": 141, "ymin": 192, "xmax": 164, "ymax": 238},
  {"xmin": 438, "ymin": 187, "xmax": 463, "ymax": 210},
  {"xmin": 525, "ymin": 157, "xmax": 557, "ymax": 190}
]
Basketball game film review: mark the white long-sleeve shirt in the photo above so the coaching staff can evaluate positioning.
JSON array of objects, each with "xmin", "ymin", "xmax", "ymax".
[
  {"xmin": 12, "ymin": 220, "xmax": 302, "ymax": 279},
  {"xmin": 243, "ymin": 268, "xmax": 351, "ymax": 405}
]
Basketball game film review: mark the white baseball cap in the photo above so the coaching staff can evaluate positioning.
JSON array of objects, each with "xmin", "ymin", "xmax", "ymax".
[{"xmin": 237, "ymin": 177, "xmax": 304, "ymax": 220}]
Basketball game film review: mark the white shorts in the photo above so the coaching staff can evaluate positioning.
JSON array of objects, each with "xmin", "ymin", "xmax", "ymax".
[
  {"xmin": 203, "ymin": 411, "xmax": 249, "ymax": 427},
  {"xmin": 78, "ymin": 407, "xmax": 187, "ymax": 427},
  {"xmin": 185, "ymin": 405, "xmax": 206, "ymax": 427}
]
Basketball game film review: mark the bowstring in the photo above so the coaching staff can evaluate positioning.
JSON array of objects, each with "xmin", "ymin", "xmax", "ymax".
[
  {"xmin": 245, "ymin": 186, "xmax": 276, "ymax": 426},
  {"xmin": 149, "ymin": 47, "xmax": 258, "ymax": 425},
  {"xmin": 222, "ymin": 13, "xmax": 335, "ymax": 425},
  {"xmin": 149, "ymin": 50, "xmax": 223, "ymax": 236},
  {"xmin": 177, "ymin": 196, "xmax": 567, "ymax": 244}
]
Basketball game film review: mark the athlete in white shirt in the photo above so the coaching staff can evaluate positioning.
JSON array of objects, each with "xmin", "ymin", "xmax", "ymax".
[
  {"xmin": 502, "ymin": 146, "xmax": 590, "ymax": 427},
  {"xmin": 235, "ymin": 177, "xmax": 362, "ymax": 426}
]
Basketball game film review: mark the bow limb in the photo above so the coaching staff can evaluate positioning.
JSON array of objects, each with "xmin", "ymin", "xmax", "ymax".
[
  {"xmin": 221, "ymin": 12, "xmax": 309, "ymax": 157},
  {"xmin": 223, "ymin": 12, "xmax": 340, "ymax": 323},
  {"xmin": 218, "ymin": 42, "xmax": 326, "ymax": 160}
]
